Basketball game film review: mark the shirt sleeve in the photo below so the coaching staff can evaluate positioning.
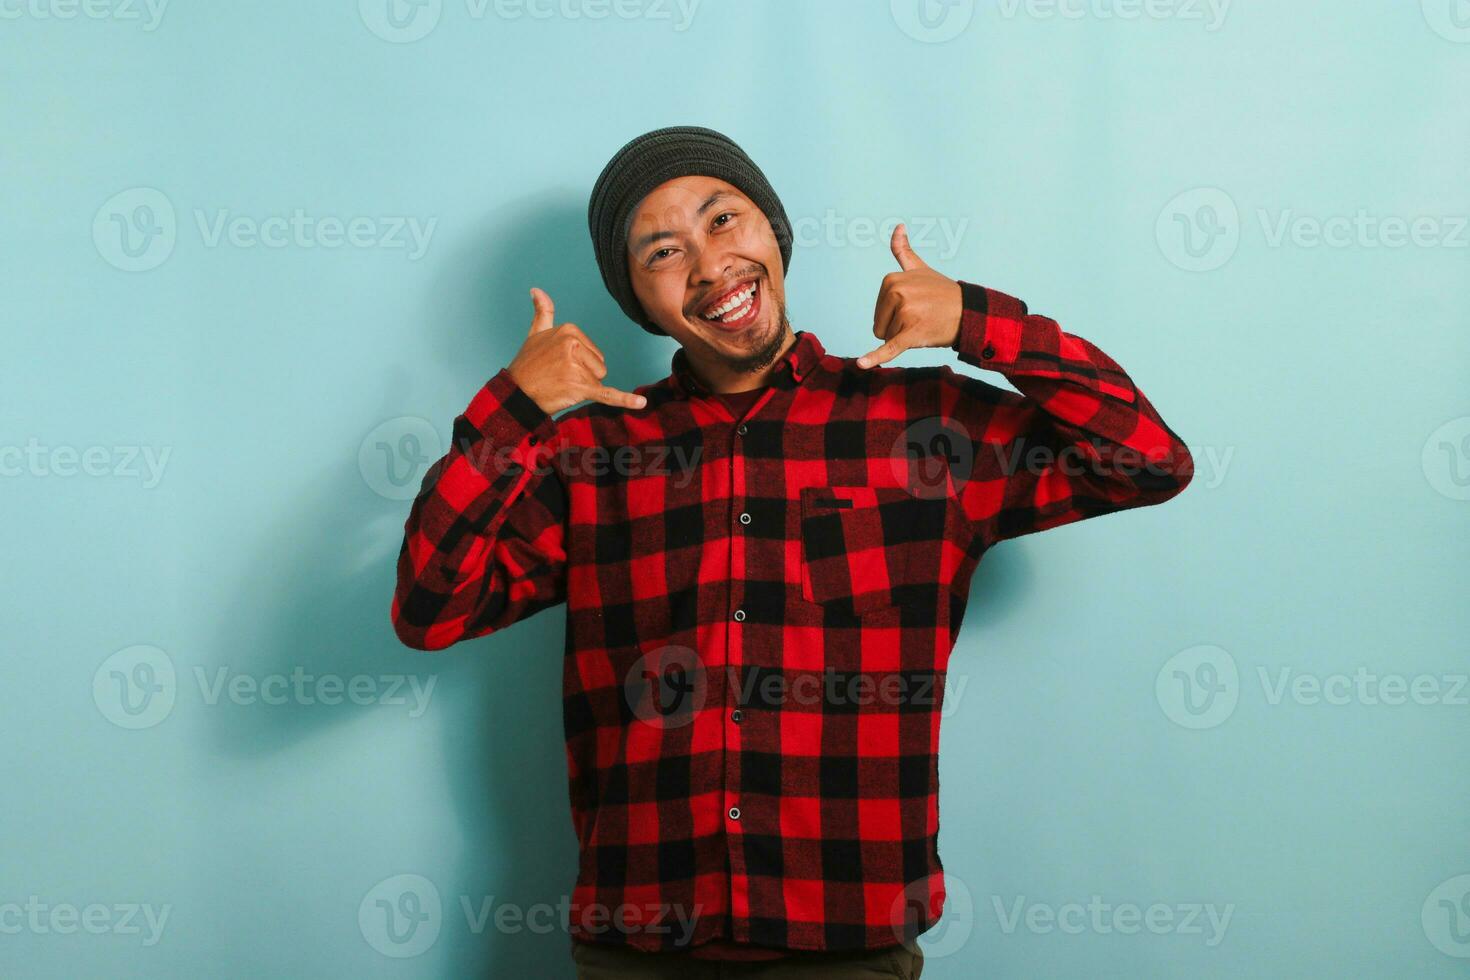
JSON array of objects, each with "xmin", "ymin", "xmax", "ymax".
[
  {"xmin": 390, "ymin": 367, "xmax": 568, "ymax": 650},
  {"xmin": 940, "ymin": 280, "xmax": 1194, "ymax": 549}
]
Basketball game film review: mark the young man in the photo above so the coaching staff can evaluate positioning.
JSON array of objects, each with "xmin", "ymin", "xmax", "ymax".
[{"xmin": 392, "ymin": 126, "xmax": 1194, "ymax": 978}]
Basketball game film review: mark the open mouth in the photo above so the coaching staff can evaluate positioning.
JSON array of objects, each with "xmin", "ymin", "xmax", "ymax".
[{"xmin": 698, "ymin": 278, "xmax": 761, "ymax": 331}]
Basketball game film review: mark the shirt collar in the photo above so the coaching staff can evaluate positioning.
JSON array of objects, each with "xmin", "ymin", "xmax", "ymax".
[{"xmin": 667, "ymin": 329, "xmax": 826, "ymax": 399}]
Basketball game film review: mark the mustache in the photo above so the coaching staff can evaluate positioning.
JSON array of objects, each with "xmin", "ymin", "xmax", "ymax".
[{"xmin": 688, "ymin": 267, "xmax": 764, "ymax": 315}]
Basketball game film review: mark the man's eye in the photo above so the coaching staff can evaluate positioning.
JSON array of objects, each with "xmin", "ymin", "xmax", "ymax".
[
  {"xmin": 650, "ymin": 247, "xmax": 673, "ymax": 264},
  {"xmin": 713, "ymin": 212, "xmax": 735, "ymax": 227}
]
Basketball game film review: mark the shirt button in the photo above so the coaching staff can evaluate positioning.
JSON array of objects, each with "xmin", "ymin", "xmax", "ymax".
[
  {"xmin": 981, "ymin": 343, "xmax": 996, "ymax": 359},
  {"xmin": 731, "ymin": 709, "xmax": 743, "ymax": 723},
  {"xmin": 738, "ymin": 512, "xmax": 751, "ymax": 525},
  {"xmin": 733, "ymin": 609, "xmax": 746, "ymax": 622},
  {"xmin": 528, "ymin": 434, "xmax": 538, "ymax": 445},
  {"xmin": 728, "ymin": 806, "xmax": 741, "ymax": 821},
  {"xmin": 736, "ymin": 423, "xmax": 748, "ymax": 436}
]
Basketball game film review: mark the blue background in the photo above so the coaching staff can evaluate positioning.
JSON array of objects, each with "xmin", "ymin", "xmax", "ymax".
[{"xmin": 5, "ymin": 0, "xmax": 1469, "ymax": 976}]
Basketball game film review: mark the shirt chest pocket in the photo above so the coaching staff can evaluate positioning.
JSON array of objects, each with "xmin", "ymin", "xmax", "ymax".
[{"xmin": 798, "ymin": 485, "xmax": 949, "ymax": 616}]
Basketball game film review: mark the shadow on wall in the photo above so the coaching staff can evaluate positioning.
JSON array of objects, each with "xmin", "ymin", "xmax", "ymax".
[{"xmin": 204, "ymin": 192, "xmax": 667, "ymax": 979}]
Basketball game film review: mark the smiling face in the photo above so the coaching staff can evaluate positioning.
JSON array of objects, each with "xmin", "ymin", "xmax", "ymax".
[{"xmin": 626, "ymin": 175, "xmax": 793, "ymax": 392}]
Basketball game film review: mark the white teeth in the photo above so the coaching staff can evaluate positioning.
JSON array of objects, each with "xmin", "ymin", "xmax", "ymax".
[{"xmin": 703, "ymin": 282, "xmax": 756, "ymax": 320}]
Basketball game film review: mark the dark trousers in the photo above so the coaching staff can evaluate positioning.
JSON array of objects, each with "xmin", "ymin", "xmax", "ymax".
[{"xmin": 570, "ymin": 938, "xmax": 923, "ymax": 979}]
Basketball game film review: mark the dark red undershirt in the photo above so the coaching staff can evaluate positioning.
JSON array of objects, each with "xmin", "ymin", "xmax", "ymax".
[{"xmin": 710, "ymin": 385, "xmax": 766, "ymax": 420}]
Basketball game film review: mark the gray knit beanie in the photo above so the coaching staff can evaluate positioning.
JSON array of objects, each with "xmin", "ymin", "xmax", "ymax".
[{"xmin": 587, "ymin": 125, "xmax": 793, "ymax": 337}]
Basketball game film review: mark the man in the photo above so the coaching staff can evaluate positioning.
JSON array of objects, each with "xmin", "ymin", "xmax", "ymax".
[{"xmin": 392, "ymin": 125, "xmax": 1194, "ymax": 978}]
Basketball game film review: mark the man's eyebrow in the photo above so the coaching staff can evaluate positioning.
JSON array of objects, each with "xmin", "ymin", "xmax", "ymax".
[{"xmin": 630, "ymin": 191, "xmax": 735, "ymax": 254}]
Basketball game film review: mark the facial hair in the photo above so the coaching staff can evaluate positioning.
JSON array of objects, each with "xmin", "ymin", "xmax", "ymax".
[{"xmin": 716, "ymin": 299, "xmax": 792, "ymax": 377}]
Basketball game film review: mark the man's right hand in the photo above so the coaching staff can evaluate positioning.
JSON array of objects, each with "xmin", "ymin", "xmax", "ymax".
[{"xmin": 506, "ymin": 287, "xmax": 648, "ymax": 415}]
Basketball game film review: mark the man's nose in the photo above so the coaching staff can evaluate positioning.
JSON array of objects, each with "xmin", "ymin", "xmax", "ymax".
[{"xmin": 690, "ymin": 243, "xmax": 733, "ymax": 286}]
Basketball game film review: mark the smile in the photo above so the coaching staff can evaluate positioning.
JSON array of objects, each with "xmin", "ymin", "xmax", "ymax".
[{"xmin": 699, "ymin": 279, "xmax": 761, "ymax": 329}]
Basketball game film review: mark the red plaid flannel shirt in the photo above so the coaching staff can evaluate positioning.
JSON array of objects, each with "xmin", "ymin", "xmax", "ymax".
[{"xmin": 391, "ymin": 280, "xmax": 1194, "ymax": 954}]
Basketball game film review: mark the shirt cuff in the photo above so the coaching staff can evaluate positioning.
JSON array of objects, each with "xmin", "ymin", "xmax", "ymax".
[
  {"xmin": 461, "ymin": 367, "xmax": 560, "ymax": 474},
  {"xmin": 952, "ymin": 280, "xmax": 1028, "ymax": 370}
]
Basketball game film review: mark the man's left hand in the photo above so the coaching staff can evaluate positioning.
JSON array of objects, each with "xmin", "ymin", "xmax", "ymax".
[{"xmin": 856, "ymin": 223, "xmax": 964, "ymax": 369}]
